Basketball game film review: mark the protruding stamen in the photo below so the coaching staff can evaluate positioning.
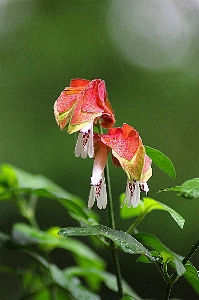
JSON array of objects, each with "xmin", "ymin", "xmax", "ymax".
[
  {"xmin": 124, "ymin": 179, "xmax": 140, "ymax": 208},
  {"xmin": 140, "ymin": 182, "xmax": 149, "ymax": 194},
  {"xmin": 75, "ymin": 123, "xmax": 94, "ymax": 158},
  {"xmin": 88, "ymin": 176, "xmax": 107, "ymax": 209}
]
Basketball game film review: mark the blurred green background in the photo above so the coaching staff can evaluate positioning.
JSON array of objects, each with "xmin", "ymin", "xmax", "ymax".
[{"xmin": 1, "ymin": 0, "xmax": 199, "ymax": 299}]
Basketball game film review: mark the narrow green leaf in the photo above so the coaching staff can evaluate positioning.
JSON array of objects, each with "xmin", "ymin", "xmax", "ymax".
[
  {"xmin": 145, "ymin": 146, "xmax": 176, "ymax": 179},
  {"xmin": 58, "ymin": 225, "xmax": 155, "ymax": 261},
  {"xmin": 158, "ymin": 186, "xmax": 181, "ymax": 193},
  {"xmin": 120, "ymin": 196, "xmax": 185, "ymax": 228}
]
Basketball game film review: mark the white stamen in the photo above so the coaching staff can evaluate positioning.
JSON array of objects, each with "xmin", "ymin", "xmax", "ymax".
[
  {"xmin": 140, "ymin": 182, "xmax": 149, "ymax": 194},
  {"xmin": 88, "ymin": 185, "xmax": 96, "ymax": 209},
  {"xmin": 88, "ymin": 176, "xmax": 107, "ymax": 209},
  {"xmin": 86, "ymin": 123, "xmax": 94, "ymax": 158},
  {"xmin": 74, "ymin": 123, "xmax": 94, "ymax": 159},
  {"xmin": 124, "ymin": 179, "xmax": 150, "ymax": 208},
  {"xmin": 75, "ymin": 132, "xmax": 84, "ymax": 158},
  {"xmin": 97, "ymin": 177, "xmax": 107, "ymax": 209},
  {"xmin": 124, "ymin": 179, "xmax": 140, "ymax": 208},
  {"xmin": 132, "ymin": 181, "xmax": 140, "ymax": 208}
]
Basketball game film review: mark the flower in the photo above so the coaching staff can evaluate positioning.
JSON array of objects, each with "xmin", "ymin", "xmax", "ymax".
[
  {"xmin": 101, "ymin": 124, "xmax": 152, "ymax": 207},
  {"xmin": 54, "ymin": 78, "xmax": 115, "ymax": 159},
  {"xmin": 88, "ymin": 124, "xmax": 152, "ymax": 209}
]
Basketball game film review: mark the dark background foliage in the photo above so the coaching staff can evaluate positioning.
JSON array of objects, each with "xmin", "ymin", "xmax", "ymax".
[{"xmin": 1, "ymin": 0, "xmax": 199, "ymax": 299}]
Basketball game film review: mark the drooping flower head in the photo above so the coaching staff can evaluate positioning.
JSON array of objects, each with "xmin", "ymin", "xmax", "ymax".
[
  {"xmin": 54, "ymin": 79, "xmax": 115, "ymax": 158},
  {"xmin": 101, "ymin": 124, "xmax": 152, "ymax": 207},
  {"xmin": 88, "ymin": 124, "xmax": 152, "ymax": 209}
]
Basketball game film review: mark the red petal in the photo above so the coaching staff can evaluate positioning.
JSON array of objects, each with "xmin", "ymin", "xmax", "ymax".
[
  {"xmin": 100, "ymin": 124, "xmax": 141, "ymax": 161},
  {"xmin": 70, "ymin": 78, "xmax": 90, "ymax": 87},
  {"xmin": 142, "ymin": 155, "xmax": 152, "ymax": 174},
  {"xmin": 98, "ymin": 80, "xmax": 106, "ymax": 102},
  {"xmin": 54, "ymin": 78, "xmax": 115, "ymax": 130},
  {"xmin": 81, "ymin": 81, "xmax": 103, "ymax": 113},
  {"xmin": 55, "ymin": 92, "xmax": 77, "ymax": 114}
]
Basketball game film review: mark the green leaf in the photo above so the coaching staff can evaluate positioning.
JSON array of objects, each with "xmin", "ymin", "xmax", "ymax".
[
  {"xmin": 135, "ymin": 232, "xmax": 199, "ymax": 292},
  {"xmin": 161, "ymin": 251, "xmax": 186, "ymax": 277},
  {"xmin": 64, "ymin": 267, "xmax": 143, "ymax": 300},
  {"xmin": 120, "ymin": 193, "xmax": 143, "ymax": 218},
  {"xmin": 183, "ymin": 264, "xmax": 199, "ymax": 295},
  {"xmin": 145, "ymin": 146, "xmax": 176, "ymax": 179},
  {"xmin": 12, "ymin": 223, "xmax": 105, "ymax": 272},
  {"xmin": 0, "ymin": 164, "xmax": 18, "ymax": 200},
  {"xmin": 0, "ymin": 164, "xmax": 18, "ymax": 188},
  {"xmin": 180, "ymin": 178, "xmax": 199, "ymax": 199},
  {"xmin": 158, "ymin": 186, "xmax": 181, "ymax": 193},
  {"xmin": 137, "ymin": 249, "xmax": 186, "ymax": 277},
  {"xmin": 24, "ymin": 251, "xmax": 101, "ymax": 300},
  {"xmin": 0, "ymin": 164, "xmax": 97, "ymax": 225},
  {"xmin": 58, "ymin": 225, "xmax": 155, "ymax": 261},
  {"xmin": 137, "ymin": 251, "xmax": 160, "ymax": 264},
  {"xmin": 120, "ymin": 195, "xmax": 185, "ymax": 228},
  {"xmin": 159, "ymin": 178, "xmax": 199, "ymax": 199},
  {"xmin": 135, "ymin": 232, "xmax": 183, "ymax": 259},
  {"xmin": 50, "ymin": 264, "xmax": 101, "ymax": 300},
  {"xmin": 0, "ymin": 163, "xmax": 82, "ymax": 202}
]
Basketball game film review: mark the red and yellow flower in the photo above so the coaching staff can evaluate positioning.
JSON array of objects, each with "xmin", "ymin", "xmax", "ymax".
[
  {"xmin": 54, "ymin": 79, "xmax": 115, "ymax": 158},
  {"xmin": 88, "ymin": 124, "xmax": 152, "ymax": 209},
  {"xmin": 54, "ymin": 78, "xmax": 152, "ymax": 210}
]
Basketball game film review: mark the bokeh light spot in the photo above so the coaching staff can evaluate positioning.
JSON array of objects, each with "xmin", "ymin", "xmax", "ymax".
[{"xmin": 107, "ymin": 0, "xmax": 199, "ymax": 70}]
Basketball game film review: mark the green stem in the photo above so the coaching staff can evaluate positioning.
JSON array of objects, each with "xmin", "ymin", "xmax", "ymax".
[
  {"xmin": 104, "ymin": 161, "xmax": 115, "ymax": 230},
  {"xmin": 28, "ymin": 194, "xmax": 40, "ymax": 229},
  {"xmin": 98, "ymin": 123, "xmax": 123, "ymax": 299},
  {"xmin": 29, "ymin": 215, "xmax": 40, "ymax": 229},
  {"xmin": 104, "ymin": 162, "xmax": 123, "ymax": 299},
  {"xmin": 182, "ymin": 238, "xmax": 199, "ymax": 265},
  {"xmin": 127, "ymin": 213, "xmax": 146, "ymax": 234},
  {"xmin": 163, "ymin": 282, "xmax": 173, "ymax": 300},
  {"xmin": 163, "ymin": 238, "xmax": 199, "ymax": 300},
  {"xmin": 127, "ymin": 204, "xmax": 158, "ymax": 235}
]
